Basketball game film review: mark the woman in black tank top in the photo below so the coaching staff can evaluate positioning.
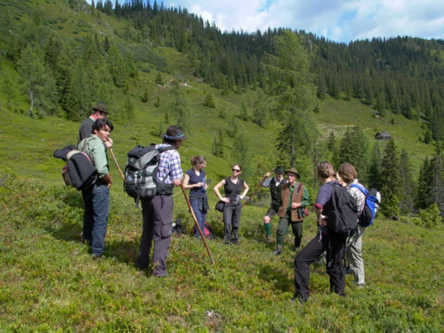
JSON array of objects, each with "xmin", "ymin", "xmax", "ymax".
[{"xmin": 214, "ymin": 164, "xmax": 249, "ymax": 244}]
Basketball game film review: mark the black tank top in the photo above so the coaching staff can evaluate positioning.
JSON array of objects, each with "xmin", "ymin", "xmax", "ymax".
[{"xmin": 224, "ymin": 177, "xmax": 244, "ymax": 204}]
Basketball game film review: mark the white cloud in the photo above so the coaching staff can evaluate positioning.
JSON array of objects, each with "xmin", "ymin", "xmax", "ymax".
[{"xmin": 163, "ymin": 0, "xmax": 444, "ymax": 42}]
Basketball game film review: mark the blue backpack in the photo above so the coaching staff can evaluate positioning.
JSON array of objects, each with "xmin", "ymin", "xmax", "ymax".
[{"xmin": 349, "ymin": 184, "xmax": 381, "ymax": 227}]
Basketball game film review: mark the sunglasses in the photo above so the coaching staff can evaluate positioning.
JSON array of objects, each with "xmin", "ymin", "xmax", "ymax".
[{"xmin": 232, "ymin": 168, "xmax": 241, "ymax": 172}]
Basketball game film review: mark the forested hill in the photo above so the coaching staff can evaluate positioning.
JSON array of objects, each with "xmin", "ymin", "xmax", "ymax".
[
  {"xmin": 96, "ymin": 0, "xmax": 444, "ymax": 141},
  {"xmin": 0, "ymin": 0, "xmax": 443, "ymax": 218},
  {"xmin": 1, "ymin": 0, "xmax": 443, "ymax": 142}
]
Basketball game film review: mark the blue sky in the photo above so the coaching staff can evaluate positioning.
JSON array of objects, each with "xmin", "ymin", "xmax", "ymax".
[{"xmin": 91, "ymin": 0, "xmax": 444, "ymax": 42}]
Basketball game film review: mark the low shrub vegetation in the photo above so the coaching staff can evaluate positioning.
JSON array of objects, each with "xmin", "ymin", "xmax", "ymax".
[{"xmin": 1, "ymin": 173, "xmax": 443, "ymax": 331}]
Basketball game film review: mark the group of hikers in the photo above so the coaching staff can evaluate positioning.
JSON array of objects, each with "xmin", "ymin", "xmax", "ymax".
[{"xmin": 75, "ymin": 103, "xmax": 374, "ymax": 302}]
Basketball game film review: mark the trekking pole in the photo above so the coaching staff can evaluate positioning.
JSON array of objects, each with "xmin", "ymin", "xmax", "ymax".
[
  {"xmin": 109, "ymin": 148, "xmax": 125, "ymax": 181},
  {"xmin": 180, "ymin": 184, "xmax": 215, "ymax": 265}
]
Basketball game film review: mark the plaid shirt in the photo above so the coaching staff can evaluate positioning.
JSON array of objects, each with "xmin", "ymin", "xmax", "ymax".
[
  {"xmin": 155, "ymin": 144, "xmax": 183, "ymax": 184},
  {"xmin": 347, "ymin": 179, "xmax": 366, "ymax": 213}
]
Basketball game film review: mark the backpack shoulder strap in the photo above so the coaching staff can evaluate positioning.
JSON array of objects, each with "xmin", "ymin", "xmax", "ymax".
[{"xmin": 349, "ymin": 183, "xmax": 368, "ymax": 196}]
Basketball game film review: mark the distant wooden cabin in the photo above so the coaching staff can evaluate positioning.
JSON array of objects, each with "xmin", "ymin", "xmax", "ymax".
[{"xmin": 375, "ymin": 131, "xmax": 391, "ymax": 140}]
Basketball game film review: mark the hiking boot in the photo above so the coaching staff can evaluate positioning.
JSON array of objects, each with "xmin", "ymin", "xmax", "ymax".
[{"xmin": 91, "ymin": 253, "xmax": 103, "ymax": 260}]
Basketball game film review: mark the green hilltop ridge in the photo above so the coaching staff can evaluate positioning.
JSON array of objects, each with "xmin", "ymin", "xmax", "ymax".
[{"xmin": 0, "ymin": 0, "xmax": 443, "ymax": 331}]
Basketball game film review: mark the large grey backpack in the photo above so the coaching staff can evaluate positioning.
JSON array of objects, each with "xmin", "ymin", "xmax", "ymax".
[{"xmin": 124, "ymin": 145, "xmax": 174, "ymax": 205}]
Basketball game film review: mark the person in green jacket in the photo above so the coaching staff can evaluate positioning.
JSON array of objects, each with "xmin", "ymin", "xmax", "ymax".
[{"xmin": 273, "ymin": 168, "xmax": 310, "ymax": 255}]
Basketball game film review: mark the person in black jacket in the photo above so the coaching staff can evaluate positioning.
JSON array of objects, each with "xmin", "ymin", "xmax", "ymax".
[
  {"xmin": 259, "ymin": 166, "xmax": 285, "ymax": 242},
  {"xmin": 214, "ymin": 164, "xmax": 249, "ymax": 244}
]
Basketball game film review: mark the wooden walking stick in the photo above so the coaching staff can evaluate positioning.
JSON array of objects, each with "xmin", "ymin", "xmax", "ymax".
[
  {"xmin": 180, "ymin": 184, "xmax": 215, "ymax": 265},
  {"xmin": 109, "ymin": 148, "xmax": 125, "ymax": 181}
]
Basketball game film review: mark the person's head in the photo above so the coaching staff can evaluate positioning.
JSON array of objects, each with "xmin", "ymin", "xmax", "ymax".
[
  {"xmin": 337, "ymin": 163, "xmax": 358, "ymax": 185},
  {"xmin": 274, "ymin": 166, "xmax": 285, "ymax": 178},
  {"xmin": 91, "ymin": 103, "xmax": 108, "ymax": 120},
  {"xmin": 317, "ymin": 161, "xmax": 335, "ymax": 180},
  {"xmin": 285, "ymin": 167, "xmax": 300, "ymax": 184},
  {"xmin": 191, "ymin": 155, "xmax": 206, "ymax": 169},
  {"xmin": 231, "ymin": 164, "xmax": 242, "ymax": 177},
  {"xmin": 92, "ymin": 118, "xmax": 113, "ymax": 142},
  {"xmin": 163, "ymin": 125, "xmax": 185, "ymax": 148}
]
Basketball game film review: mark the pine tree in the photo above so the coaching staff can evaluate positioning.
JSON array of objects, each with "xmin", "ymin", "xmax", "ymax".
[
  {"xmin": 380, "ymin": 138, "xmax": 401, "ymax": 217},
  {"xmin": 416, "ymin": 157, "xmax": 432, "ymax": 210},
  {"xmin": 337, "ymin": 126, "xmax": 369, "ymax": 182},
  {"xmin": 239, "ymin": 101, "xmax": 248, "ymax": 121},
  {"xmin": 327, "ymin": 131, "xmax": 336, "ymax": 152},
  {"xmin": 399, "ymin": 149, "xmax": 415, "ymax": 214},
  {"xmin": 141, "ymin": 88, "xmax": 149, "ymax": 103},
  {"xmin": 368, "ymin": 142, "xmax": 382, "ymax": 190},
  {"xmin": 203, "ymin": 93, "xmax": 215, "ymax": 108},
  {"xmin": 17, "ymin": 45, "xmax": 57, "ymax": 117}
]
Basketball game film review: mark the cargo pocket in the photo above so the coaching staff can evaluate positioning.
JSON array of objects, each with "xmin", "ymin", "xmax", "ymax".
[{"xmin": 160, "ymin": 220, "xmax": 173, "ymax": 238}]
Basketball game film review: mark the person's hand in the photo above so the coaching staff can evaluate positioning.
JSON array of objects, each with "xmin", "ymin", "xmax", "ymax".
[
  {"xmin": 291, "ymin": 202, "xmax": 300, "ymax": 209},
  {"xmin": 195, "ymin": 182, "xmax": 204, "ymax": 188},
  {"xmin": 104, "ymin": 137, "xmax": 113, "ymax": 149},
  {"xmin": 221, "ymin": 197, "xmax": 230, "ymax": 203},
  {"xmin": 203, "ymin": 184, "xmax": 208, "ymax": 190}
]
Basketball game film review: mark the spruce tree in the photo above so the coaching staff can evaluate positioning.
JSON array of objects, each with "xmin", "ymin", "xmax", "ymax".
[
  {"xmin": 368, "ymin": 142, "xmax": 382, "ymax": 190},
  {"xmin": 337, "ymin": 126, "xmax": 369, "ymax": 182},
  {"xmin": 380, "ymin": 138, "xmax": 401, "ymax": 217},
  {"xmin": 399, "ymin": 149, "xmax": 415, "ymax": 214},
  {"xmin": 416, "ymin": 157, "xmax": 432, "ymax": 210}
]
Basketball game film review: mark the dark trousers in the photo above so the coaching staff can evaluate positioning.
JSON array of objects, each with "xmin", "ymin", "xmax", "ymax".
[
  {"xmin": 223, "ymin": 203, "xmax": 242, "ymax": 242},
  {"xmin": 82, "ymin": 184, "xmax": 110, "ymax": 256},
  {"xmin": 276, "ymin": 215, "xmax": 303, "ymax": 248},
  {"xmin": 294, "ymin": 229, "xmax": 347, "ymax": 301},
  {"xmin": 137, "ymin": 195, "xmax": 173, "ymax": 277},
  {"xmin": 190, "ymin": 197, "xmax": 207, "ymax": 237}
]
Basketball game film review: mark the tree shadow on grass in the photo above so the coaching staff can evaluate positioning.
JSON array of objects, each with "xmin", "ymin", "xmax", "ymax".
[{"xmin": 258, "ymin": 264, "xmax": 293, "ymax": 293}]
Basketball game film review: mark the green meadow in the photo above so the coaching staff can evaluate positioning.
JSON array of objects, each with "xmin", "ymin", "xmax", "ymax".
[
  {"xmin": 0, "ymin": 0, "xmax": 442, "ymax": 330},
  {"xmin": 1, "ymin": 103, "xmax": 443, "ymax": 331}
]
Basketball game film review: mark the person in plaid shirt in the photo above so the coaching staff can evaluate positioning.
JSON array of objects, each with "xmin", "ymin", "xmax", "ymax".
[
  {"xmin": 136, "ymin": 125, "xmax": 185, "ymax": 277},
  {"xmin": 337, "ymin": 163, "xmax": 367, "ymax": 287}
]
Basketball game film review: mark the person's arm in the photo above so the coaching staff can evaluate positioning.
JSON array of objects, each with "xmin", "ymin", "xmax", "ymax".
[
  {"xmin": 240, "ymin": 181, "xmax": 249, "ymax": 199},
  {"xmin": 169, "ymin": 151, "xmax": 183, "ymax": 187},
  {"xmin": 214, "ymin": 179, "xmax": 229, "ymax": 203},
  {"xmin": 300, "ymin": 187, "xmax": 310, "ymax": 207},
  {"xmin": 182, "ymin": 173, "xmax": 204, "ymax": 189}
]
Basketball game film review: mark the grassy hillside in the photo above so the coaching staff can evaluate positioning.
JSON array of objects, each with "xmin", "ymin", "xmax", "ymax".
[
  {"xmin": 1, "ymin": 165, "xmax": 443, "ymax": 331},
  {"xmin": 0, "ymin": 101, "xmax": 442, "ymax": 331},
  {"xmin": 0, "ymin": 1, "xmax": 442, "ymax": 330}
]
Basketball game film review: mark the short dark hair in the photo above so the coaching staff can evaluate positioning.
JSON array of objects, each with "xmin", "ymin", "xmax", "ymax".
[{"xmin": 92, "ymin": 118, "xmax": 113, "ymax": 133}]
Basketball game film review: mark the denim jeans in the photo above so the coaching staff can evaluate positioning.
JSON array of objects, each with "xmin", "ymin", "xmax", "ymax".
[
  {"xmin": 82, "ymin": 184, "xmax": 110, "ymax": 256},
  {"xmin": 190, "ymin": 197, "xmax": 207, "ymax": 237}
]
